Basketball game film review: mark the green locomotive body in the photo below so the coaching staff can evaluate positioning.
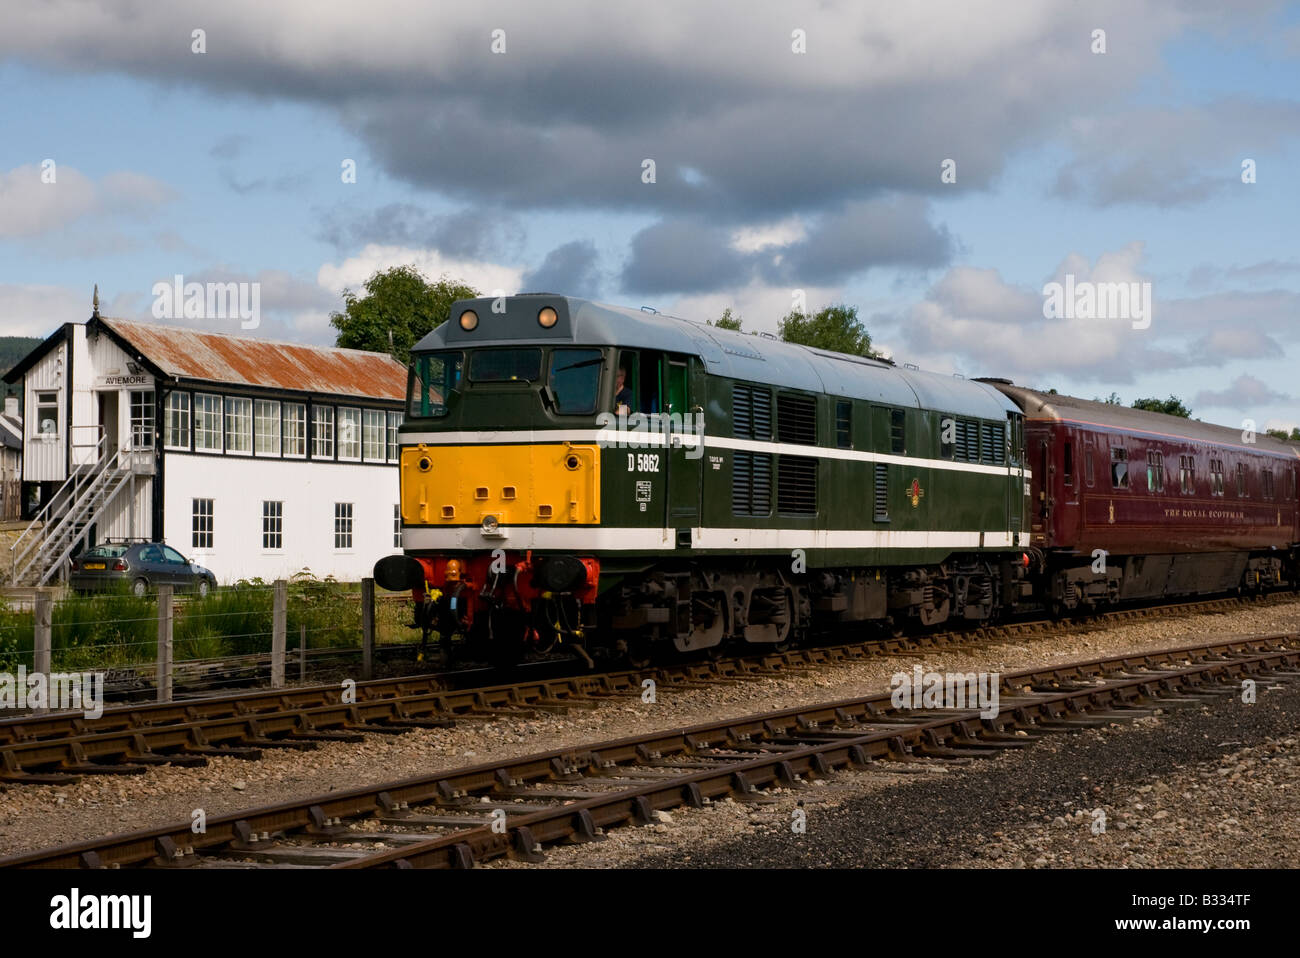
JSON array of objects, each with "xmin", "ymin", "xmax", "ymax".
[{"xmin": 378, "ymin": 295, "xmax": 1033, "ymax": 658}]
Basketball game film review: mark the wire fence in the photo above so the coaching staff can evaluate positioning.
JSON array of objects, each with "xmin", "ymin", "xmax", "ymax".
[{"xmin": 0, "ymin": 578, "xmax": 419, "ymax": 710}]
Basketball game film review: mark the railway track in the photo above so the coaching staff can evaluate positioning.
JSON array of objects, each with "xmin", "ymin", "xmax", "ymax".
[
  {"xmin": 4, "ymin": 632, "xmax": 1295, "ymax": 869},
  {"xmin": 1, "ymin": 591, "xmax": 1293, "ymax": 785}
]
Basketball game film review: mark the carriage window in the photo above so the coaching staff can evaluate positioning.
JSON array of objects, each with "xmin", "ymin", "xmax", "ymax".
[
  {"xmin": 1236, "ymin": 462, "xmax": 1248, "ymax": 497},
  {"xmin": 1110, "ymin": 447, "xmax": 1129, "ymax": 488},
  {"xmin": 469, "ymin": 348, "xmax": 542, "ymax": 383},
  {"xmin": 1063, "ymin": 442, "xmax": 1073, "ymax": 486},
  {"xmin": 548, "ymin": 348, "xmax": 603, "ymax": 414},
  {"xmin": 1146, "ymin": 450, "xmax": 1164, "ymax": 492},
  {"xmin": 1084, "ymin": 449, "xmax": 1094, "ymax": 487},
  {"xmin": 408, "ymin": 351, "xmax": 463, "ymax": 418}
]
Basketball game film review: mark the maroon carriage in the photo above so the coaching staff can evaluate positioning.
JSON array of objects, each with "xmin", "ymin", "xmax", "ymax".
[{"xmin": 988, "ymin": 384, "xmax": 1300, "ymax": 613}]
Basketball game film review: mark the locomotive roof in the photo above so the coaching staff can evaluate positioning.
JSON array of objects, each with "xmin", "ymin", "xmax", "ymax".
[
  {"xmin": 991, "ymin": 383, "xmax": 1300, "ymax": 459},
  {"xmin": 418, "ymin": 294, "xmax": 1019, "ymax": 420}
]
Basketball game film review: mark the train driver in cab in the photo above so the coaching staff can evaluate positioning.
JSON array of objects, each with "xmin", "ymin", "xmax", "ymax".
[{"xmin": 614, "ymin": 365, "xmax": 633, "ymax": 415}]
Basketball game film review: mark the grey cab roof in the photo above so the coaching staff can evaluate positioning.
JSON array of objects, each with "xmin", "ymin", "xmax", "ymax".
[
  {"xmin": 417, "ymin": 295, "xmax": 1019, "ymax": 420},
  {"xmin": 991, "ymin": 382, "xmax": 1300, "ymax": 459}
]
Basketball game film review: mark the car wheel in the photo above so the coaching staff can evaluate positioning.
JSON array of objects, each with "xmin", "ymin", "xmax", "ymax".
[
  {"xmin": 197, "ymin": 579, "xmax": 210, "ymax": 598},
  {"xmin": 132, "ymin": 577, "xmax": 148, "ymax": 598}
]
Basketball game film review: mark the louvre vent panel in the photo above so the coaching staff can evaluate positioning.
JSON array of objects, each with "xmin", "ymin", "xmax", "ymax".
[
  {"xmin": 982, "ymin": 423, "xmax": 1005, "ymax": 464},
  {"xmin": 776, "ymin": 394, "xmax": 817, "ymax": 445},
  {"xmin": 777, "ymin": 455, "xmax": 818, "ymax": 514},
  {"xmin": 873, "ymin": 464, "xmax": 888, "ymax": 519},
  {"xmin": 732, "ymin": 383, "xmax": 773, "ymax": 442},
  {"xmin": 733, "ymin": 451, "xmax": 772, "ymax": 516}
]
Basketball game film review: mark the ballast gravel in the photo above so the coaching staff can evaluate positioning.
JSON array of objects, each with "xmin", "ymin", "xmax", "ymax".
[{"xmin": 1, "ymin": 599, "xmax": 1299, "ymax": 861}]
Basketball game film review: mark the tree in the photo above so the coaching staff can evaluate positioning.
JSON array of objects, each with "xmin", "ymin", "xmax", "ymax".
[
  {"xmin": 777, "ymin": 303, "xmax": 875, "ymax": 357},
  {"xmin": 709, "ymin": 307, "xmax": 743, "ymax": 332},
  {"xmin": 1265, "ymin": 427, "xmax": 1300, "ymax": 441},
  {"xmin": 330, "ymin": 265, "xmax": 478, "ymax": 364},
  {"xmin": 1131, "ymin": 395, "xmax": 1191, "ymax": 418},
  {"xmin": 1096, "ymin": 392, "xmax": 1123, "ymax": 405}
]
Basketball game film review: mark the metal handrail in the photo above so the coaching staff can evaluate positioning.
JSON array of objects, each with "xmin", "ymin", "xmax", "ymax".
[
  {"xmin": 9, "ymin": 430, "xmax": 109, "ymax": 583},
  {"xmin": 36, "ymin": 452, "xmax": 135, "ymax": 585}
]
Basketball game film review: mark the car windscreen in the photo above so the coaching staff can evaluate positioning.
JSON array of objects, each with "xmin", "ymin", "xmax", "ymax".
[
  {"xmin": 468, "ymin": 348, "xmax": 542, "ymax": 383},
  {"xmin": 82, "ymin": 545, "xmax": 128, "ymax": 558}
]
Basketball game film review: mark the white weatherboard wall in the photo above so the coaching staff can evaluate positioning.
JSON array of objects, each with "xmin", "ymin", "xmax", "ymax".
[
  {"xmin": 22, "ymin": 339, "xmax": 67, "ymax": 482},
  {"xmin": 163, "ymin": 454, "xmax": 401, "ymax": 583}
]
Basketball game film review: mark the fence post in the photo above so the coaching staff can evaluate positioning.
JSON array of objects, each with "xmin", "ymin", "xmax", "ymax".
[
  {"xmin": 32, "ymin": 589, "xmax": 52, "ymax": 715},
  {"xmin": 156, "ymin": 585, "xmax": 173, "ymax": 704},
  {"xmin": 299, "ymin": 623, "xmax": 307, "ymax": 684},
  {"xmin": 361, "ymin": 577, "xmax": 375, "ymax": 681},
  {"xmin": 271, "ymin": 579, "xmax": 287, "ymax": 689}
]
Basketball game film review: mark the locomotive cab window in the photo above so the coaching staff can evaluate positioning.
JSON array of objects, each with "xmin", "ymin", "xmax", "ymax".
[
  {"xmin": 1110, "ymin": 447, "xmax": 1129, "ymax": 489},
  {"xmin": 548, "ymin": 348, "xmax": 603, "ymax": 415},
  {"xmin": 469, "ymin": 348, "xmax": 542, "ymax": 383},
  {"xmin": 408, "ymin": 351, "xmax": 462, "ymax": 418},
  {"xmin": 615, "ymin": 350, "xmax": 670, "ymax": 415}
]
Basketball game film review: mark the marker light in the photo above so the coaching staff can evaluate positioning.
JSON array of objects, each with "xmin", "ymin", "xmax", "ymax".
[
  {"xmin": 459, "ymin": 310, "xmax": 479, "ymax": 331},
  {"xmin": 538, "ymin": 306, "xmax": 558, "ymax": 328},
  {"xmin": 481, "ymin": 515, "xmax": 500, "ymax": 535}
]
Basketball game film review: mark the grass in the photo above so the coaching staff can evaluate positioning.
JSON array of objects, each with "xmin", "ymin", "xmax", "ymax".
[{"xmin": 0, "ymin": 572, "xmax": 413, "ymax": 672}]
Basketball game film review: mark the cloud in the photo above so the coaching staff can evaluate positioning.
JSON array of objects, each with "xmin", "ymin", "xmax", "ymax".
[
  {"xmin": 621, "ymin": 196, "xmax": 952, "ymax": 295},
  {"xmin": 0, "ymin": 1, "xmax": 1238, "ymax": 220},
  {"xmin": 316, "ymin": 243, "xmax": 525, "ymax": 302},
  {"xmin": 1052, "ymin": 99, "xmax": 1300, "ymax": 207},
  {"xmin": 316, "ymin": 204, "xmax": 524, "ymax": 261},
  {"xmin": 1193, "ymin": 374, "xmax": 1289, "ymax": 410},
  {"xmin": 0, "ymin": 164, "xmax": 175, "ymax": 239},
  {"xmin": 521, "ymin": 240, "xmax": 601, "ymax": 295}
]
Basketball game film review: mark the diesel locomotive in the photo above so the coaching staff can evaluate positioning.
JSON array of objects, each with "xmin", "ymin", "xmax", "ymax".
[{"xmin": 374, "ymin": 295, "xmax": 1299, "ymax": 663}]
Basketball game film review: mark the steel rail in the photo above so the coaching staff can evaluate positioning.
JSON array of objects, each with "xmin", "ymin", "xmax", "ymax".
[
  {"xmin": 2, "ymin": 633, "xmax": 1293, "ymax": 869},
  {"xmin": 0, "ymin": 591, "xmax": 1290, "ymax": 783}
]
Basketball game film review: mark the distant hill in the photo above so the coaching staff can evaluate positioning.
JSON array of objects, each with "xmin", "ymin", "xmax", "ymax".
[{"xmin": 0, "ymin": 336, "xmax": 42, "ymax": 400}]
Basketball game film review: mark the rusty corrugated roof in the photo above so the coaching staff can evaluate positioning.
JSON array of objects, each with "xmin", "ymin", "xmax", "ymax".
[{"xmin": 99, "ymin": 319, "xmax": 407, "ymax": 401}]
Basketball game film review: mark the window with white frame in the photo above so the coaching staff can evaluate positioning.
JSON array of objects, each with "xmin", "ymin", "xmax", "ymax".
[
  {"xmin": 194, "ymin": 393, "xmax": 223, "ymax": 451},
  {"xmin": 254, "ymin": 399, "xmax": 281, "ymax": 456},
  {"xmin": 164, "ymin": 392, "xmax": 191, "ymax": 449},
  {"xmin": 393, "ymin": 503, "xmax": 401, "ymax": 548},
  {"xmin": 312, "ymin": 405, "xmax": 334, "ymax": 459},
  {"xmin": 337, "ymin": 407, "xmax": 361, "ymax": 460},
  {"xmin": 192, "ymin": 498, "xmax": 214, "ymax": 548},
  {"xmin": 225, "ymin": 397, "xmax": 252, "ymax": 454},
  {"xmin": 362, "ymin": 409, "xmax": 385, "ymax": 461},
  {"xmin": 262, "ymin": 500, "xmax": 283, "ymax": 549},
  {"xmin": 387, "ymin": 412, "xmax": 402, "ymax": 462},
  {"xmin": 334, "ymin": 502, "xmax": 353, "ymax": 549},
  {"xmin": 34, "ymin": 391, "xmax": 59, "ymax": 437},
  {"xmin": 129, "ymin": 391, "xmax": 155, "ymax": 448},
  {"xmin": 282, "ymin": 402, "xmax": 306, "ymax": 457}
]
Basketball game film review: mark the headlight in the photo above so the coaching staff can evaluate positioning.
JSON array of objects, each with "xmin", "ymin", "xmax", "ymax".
[
  {"xmin": 538, "ymin": 306, "xmax": 558, "ymax": 328},
  {"xmin": 481, "ymin": 515, "xmax": 500, "ymax": 535},
  {"xmin": 459, "ymin": 309, "xmax": 479, "ymax": 331}
]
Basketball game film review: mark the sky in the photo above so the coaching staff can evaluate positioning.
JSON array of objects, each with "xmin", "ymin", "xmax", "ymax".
[{"xmin": 0, "ymin": 1, "xmax": 1298, "ymax": 431}]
